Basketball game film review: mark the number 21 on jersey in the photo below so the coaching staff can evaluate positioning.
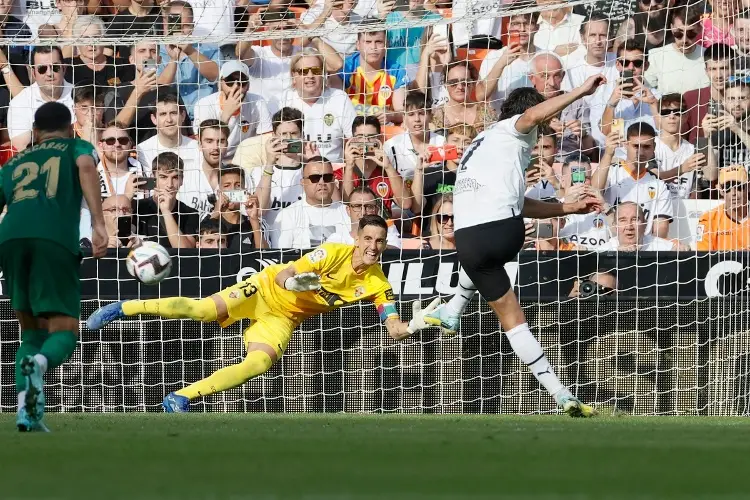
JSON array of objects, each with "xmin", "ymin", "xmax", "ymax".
[{"xmin": 12, "ymin": 156, "xmax": 61, "ymax": 203}]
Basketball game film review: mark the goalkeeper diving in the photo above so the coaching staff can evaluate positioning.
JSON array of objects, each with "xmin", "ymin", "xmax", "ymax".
[{"xmin": 87, "ymin": 215, "xmax": 440, "ymax": 412}]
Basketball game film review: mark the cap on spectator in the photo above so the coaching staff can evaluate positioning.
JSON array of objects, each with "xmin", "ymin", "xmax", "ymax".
[
  {"xmin": 220, "ymin": 60, "xmax": 250, "ymax": 80},
  {"xmin": 34, "ymin": 102, "xmax": 72, "ymax": 132},
  {"xmin": 719, "ymin": 165, "xmax": 748, "ymax": 186}
]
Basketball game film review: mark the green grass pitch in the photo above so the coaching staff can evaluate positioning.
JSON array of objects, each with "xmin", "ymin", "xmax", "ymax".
[{"xmin": 0, "ymin": 413, "xmax": 748, "ymax": 499}]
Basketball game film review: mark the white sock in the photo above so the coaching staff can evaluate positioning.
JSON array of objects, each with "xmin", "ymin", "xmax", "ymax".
[
  {"xmin": 18, "ymin": 391, "xmax": 25, "ymax": 410},
  {"xmin": 33, "ymin": 354, "xmax": 48, "ymax": 375},
  {"xmin": 444, "ymin": 269, "xmax": 477, "ymax": 317},
  {"xmin": 505, "ymin": 323, "xmax": 566, "ymax": 398}
]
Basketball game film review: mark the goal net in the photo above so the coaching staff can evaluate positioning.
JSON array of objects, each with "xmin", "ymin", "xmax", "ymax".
[{"xmin": 1, "ymin": 0, "xmax": 749, "ymax": 416}]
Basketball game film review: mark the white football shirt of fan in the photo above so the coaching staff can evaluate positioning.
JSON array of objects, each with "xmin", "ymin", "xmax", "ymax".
[
  {"xmin": 8, "ymin": 81, "xmax": 76, "ymax": 140},
  {"xmin": 278, "ymin": 87, "xmax": 356, "ymax": 163},
  {"xmin": 192, "ymin": 91, "xmax": 273, "ymax": 158},
  {"xmin": 454, "ymin": 115, "xmax": 537, "ymax": 230},
  {"xmin": 249, "ymin": 165, "xmax": 305, "ymax": 229},
  {"xmin": 301, "ymin": 3, "xmax": 361, "ymax": 56},
  {"xmin": 603, "ymin": 162, "xmax": 674, "ymax": 235},
  {"xmin": 384, "ymin": 131, "xmax": 445, "ymax": 181},
  {"xmin": 524, "ymin": 180, "xmax": 557, "ymax": 200},
  {"xmin": 533, "ymin": 12, "xmax": 584, "ymax": 52},
  {"xmin": 655, "ymin": 136, "xmax": 696, "ymax": 199},
  {"xmin": 598, "ymin": 234, "xmax": 675, "ymax": 251},
  {"xmin": 270, "ymin": 198, "xmax": 351, "ymax": 248},
  {"xmin": 562, "ymin": 53, "xmax": 618, "ymax": 91},
  {"xmin": 559, "ymin": 212, "xmax": 612, "ymax": 249},
  {"xmin": 479, "ymin": 50, "xmax": 532, "ymax": 114},
  {"xmin": 180, "ymin": 165, "xmax": 256, "ymax": 218},
  {"xmin": 326, "ymin": 224, "xmax": 402, "ymax": 248},
  {"xmin": 98, "ymin": 157, "xmax": 145, "ymax": 198},
  {"xmin": 136, "ymin": 135, "xmax": 206, "ymax": 209},
  {"xmin": 248, "ymin": 45, "xmax": 302, "ymax": 113},
  {"xmin": 188, "ymin": 0, "xmax": 234, "ymax": 37}
]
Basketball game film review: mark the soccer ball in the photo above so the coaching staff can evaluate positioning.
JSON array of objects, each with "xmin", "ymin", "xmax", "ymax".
[{"xmin": 126, "ymin": 242, "xmax": 172, "ymax": 285}]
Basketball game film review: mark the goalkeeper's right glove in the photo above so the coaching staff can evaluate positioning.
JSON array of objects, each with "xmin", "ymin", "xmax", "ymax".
[
  {"xmin": 407, "ymin": 297, "xmax": 441, "ymax": 334},
  {"xmin": 284, "ymin": 272, "xmax": 321, "ymax": 292}
]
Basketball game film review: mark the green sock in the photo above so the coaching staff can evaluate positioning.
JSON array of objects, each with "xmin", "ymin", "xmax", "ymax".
[
  {"xmin": 15, "ymin": 330, "xmax": 48, "ymax": 393},
  {"xmin": 39, "ymin": 331, "xmax": 78, "ymax": 370}
]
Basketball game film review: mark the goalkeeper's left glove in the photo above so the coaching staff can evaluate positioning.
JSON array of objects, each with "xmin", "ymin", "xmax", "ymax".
[
  {"xmin": 407, "ymin": 297, "xmax": 441, "ymax": 334},
  {"xmin": 284, "ymin": 272, "xmax": 321, "ymax": 292}
]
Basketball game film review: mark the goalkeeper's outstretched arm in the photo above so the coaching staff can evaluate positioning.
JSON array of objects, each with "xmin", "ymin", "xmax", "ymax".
[{"xmin": 384, "ymin": 298, "xmax": 441, "ymax": 341}]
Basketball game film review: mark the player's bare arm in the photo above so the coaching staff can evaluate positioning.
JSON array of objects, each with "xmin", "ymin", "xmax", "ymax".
[
  {"xmin": 515, "ymin": 75, "xmax": 607, "ymax": 134},
  {"xmin": 523, "ymin": 194, "xmax": 604, "ymax": 220},
  {"xmin": 78, "ymin": 154, "xmax": 107, "ymax": 258}
]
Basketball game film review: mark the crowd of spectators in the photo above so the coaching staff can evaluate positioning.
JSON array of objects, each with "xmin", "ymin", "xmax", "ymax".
[{"xmin": 0, "ymin": 0, "xmax": 747, "ymax": 254}]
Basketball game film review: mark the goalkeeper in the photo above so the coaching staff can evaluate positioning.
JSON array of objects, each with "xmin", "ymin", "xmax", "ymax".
[{"xmin": 87, "ymin": 215, "xmax": 440, "ymax": 412}]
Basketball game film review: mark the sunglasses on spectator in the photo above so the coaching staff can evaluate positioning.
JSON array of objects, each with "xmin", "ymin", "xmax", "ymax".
[
  {"xmin": 350, "ymin": 203, "xmax": 378, "ymax": 213},
  {"xmin": 640, "ymin": 0, "xmax": 665, "ymax": 5},
  {"xmin": 102, "ymin": 136, "xmax": 130, "ymax": 146},
  {"xmin": 659, "ymin": 108, "xmax": 684, "ymax": 116},
  {"xmin": 224, "ymin": 76, "xmax": 249, "ymax": 86},
  {"xmin": 672, "ymin": 29, "xmax": 700, "ymax": 40},
  {"xmin": 446, "ymin": 79, "xmax": 473, "ymax": 87},
  {"xmin": 437, "ymin": 214, "xmax": 454, "ymax": 224},
  {"xmin": 294, "ymin": 66, "xmax": 324, "ymax": 76},
  {"xmin": 722, "ymin": 181, "xmax": 748, "ymax": 192},
  {"xmin": 306, "ymin": 173, "xmax": 335, "ymax": 183},
  {"xmin": 620, "ymin": 59, "xmax": 644, "ymax": 69},
  {"xmin": 36, "ymin": 64, "xmax": 62, "ymax": 74}
]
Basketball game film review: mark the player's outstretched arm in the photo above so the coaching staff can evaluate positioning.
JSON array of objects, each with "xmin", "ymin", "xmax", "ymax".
[
  {"xmin": 523, "ymin": 191, "xmax": 604, "ymax": 219},
  {"xmin": 78, "ymin": 154, "xmax": 107, "ymax": 258},
  {"xmin": 515, "ymin": 75, "xmax": 607, "ymax": 134},
  {"xmin": 384, "ymin": 298, "xmax": 441, "ymax": 341},
  {"xmin": 274, "ymin": 264, "xmax": 321, "ymax": 292}
]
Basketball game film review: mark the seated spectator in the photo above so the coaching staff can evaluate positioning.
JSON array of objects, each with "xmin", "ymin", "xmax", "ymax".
[
  {"xmin": 432, "ymin": 61, "xmax": 496, "ymax": 133},
  {"xmin": 683, "ymin": 44, "xmax": 735, "ymax": 143},
  {"xmin": 301, "ymin": 0, "xmax": 363, "ymax": 57},
  {"xmin": 101, "ymin": 41, "xmax": 160, "ymax": 144},
  {"xmin": 102, "ymin": 194, "xmax": 138, "ymax": 249},
  {"xmin": 703, "ymin": 81, "xmax": 750, "ymax": 170},
  {"xmin": 381, "ymin": 0, "xmax": 442, "ymax": 80},
  {"xmin": 557, "ymin": 154, "xmax": 612, "ymax": 250},
  {"xmin": 420, "ymin": 193, "xmax": 455, "ymax": 250},
  {"xmin": 612, "ymin": 0, "xmax": 671, "ymax": 53},
  {"xmin": 193, "ymin": 60, "xmax": 272, "ymax": 159},
  {"xmin": 524, "ymin": 127, "xmax": 560, "ymax": 200},
  {"xmin": 592, "ymin": 122, "xmax": 673, "ymax": 238},
  {"xmin": 133, "ymin": 152, "xmax": 199, "ymax": 248},
  {"xmin": 599, "ymin": 201, "xmax": 687, "ymax": 251},
  {"xmin": 568, "ymin": 270, "xmax": 618, "ymax": 297},
  {"xmin": 702, "ymin": 0, "xmax": 738, "ymax": 48},
  {"xmin": 338, "ymin": 115, "xmax": 410, "ymax": 215},
  {"xmin": 157, "ymin": 1, "xmax": 220, "ymax": 118},
  {"xmin": 590, "ymin": 39, "xmax": 659, "ymax": 148},
  {"xmin": 208, "ymin": 165, "xmax": 267, "ymax": 249},
  {"xmin": 533, "ymin": 0, "xmax": 584, "ymax": 57},
  {"xmin": 196, "ymin": 219, "xmax": 228, "ymax": 249},
  {"xmin": 97, "ymin": 121, "xmax": 146, "ymax": 199},
  {"xmin": 411, "ymin": 123, "xmax": 476, "ymax": 216},
  {"xmin": 277, "ymin": 49, "xmax": 356, "ymax": 163},
  {"xmin": 478, "ymin": 11, "xmax": 537, "ymax": 114},
  {"xmin": 105, "ymin": 0, "xmax": 161, "ymax": 61},
  {"xmin": 696, "ymin": 166, "xmax": 750, "ymax": 250},
  {"xmin": 384, "ymin": 90, "xmax": 444, "ymax": 182},
  {"xmin": 270, "ymin": 156, "xmax": 350, "ymax": 248},
  {"xmin": 249, "ymin": 108, "xmax": 310, "ymax": 229},
  {"xmin": 136, "ymin": 91, "xmax": 202, "ymax": 179},
  {"xmin": 65, "ymin": 16, "xmax": 133, "ymax": 88},
  {"xmin": 326, "ymin": 186, "xmax": 401, "ymax": 248},
  {"xmin": 72, "ymin": 86, "xmax": 104, "ymax": 144},
  {"xmin": 9, "ymin": 46, "xmax": 74, "ymax": 150},
  {"xmin": 338, "ymin": 24, "xmax": 409, "ymax": 124},
  {"xmin": 652, "ymin": 93, "xmax": 707, "ymax": 199},
  {"xmin": 643, "ymin": 5, "xmax": 709, "ymax": 95}
]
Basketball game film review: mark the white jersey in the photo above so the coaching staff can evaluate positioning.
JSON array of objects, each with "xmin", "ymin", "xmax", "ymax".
[
  {"xmin": 326, "ymin": 223, "xmax": 402, "ymax": 248},
  {"xmin": 603, "ymin": 161, "xmax": 674, "ymax": 235},
  {"xmin": 655, "ymin": 136, "xmax": 696, "ymax": 199},
  {"xmin": 559, "ymin": 212, "xmax": 612, "ymax": 249},
  {"xmin": 97, "ymin": 157, "xmax": 145, "ymax": 198},
  {"xmin": 598, "ymin": 234, "xmax": 675, "ymax": 251},
  {"xmin": 249, "ymin": 165, "xmax": 305, "ymax": 229},
  {"xmin": 454, "ymin": 115, "xmax": 536, "ymax": 230},
  {"xmin": 478, "ymin": 50, "xmax": 533, "ymax": 114},
  {"xmin": 248, "ymin": 45, "xmax": 302, "ymax": 113},
  {"xmin": 192, "ymin": 91, "xmax": 273, "ymax": 158},
  {"xmin": 524, "ymin": 180, "xmax": 558, "ymax": 200},
  {"xmin": 384, "ymin": 131, "xmax": 445, "ymax": 181},
  {"xmin": 278, "ymin": 88, "xmax": 356, "ymax": 163},
  {"xmin": 136, "ymin": 135, "xmax": 205, "ymax": 210},
  {"xmin": 189, "ymin": 0, "xmax": 235, "ymax": 37}
]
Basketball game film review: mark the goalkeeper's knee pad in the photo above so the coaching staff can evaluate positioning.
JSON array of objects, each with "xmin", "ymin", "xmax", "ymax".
[{"xmin": 238, "ymin": 350, "xmax": 274, "ymax": 381}]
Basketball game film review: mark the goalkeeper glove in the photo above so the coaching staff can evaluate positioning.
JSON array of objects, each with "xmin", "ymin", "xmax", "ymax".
[
  {"xmin": 407, "ymin": 297, "xmax": 441, "ymax": 334},
  {"xmin": 284, "ymin": 272, "xmax": 321, "ymax": 292}
]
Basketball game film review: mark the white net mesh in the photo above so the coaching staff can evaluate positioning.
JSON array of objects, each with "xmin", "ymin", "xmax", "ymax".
[{"xmin": 1, "ymin": 0, "xmax": 750, "ymax": 415}]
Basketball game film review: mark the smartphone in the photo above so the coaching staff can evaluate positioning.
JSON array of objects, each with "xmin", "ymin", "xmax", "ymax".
[
  {"xmin": 708, "ymin": 100, "xmax": 721, "ymax": 117},
  {"xmin": 283, "ymin": 139, "xmax": 303, "ymax": 154},
  {"xmin": 695, "ymin": 137, "xmax": 710, "ymax": 156},
  {"xmin": 508, "ymin": 32, "xmax": 521, "ymax": 47},
  {"xmin": 571, "ymin": 166, "xmax": 587, "ymax": 185},
  {"xmin": 620, "ymin": 69, "xmax": 634, "ymax": 83},
  {"xmin": 529, "ymin": 222, "xmax": 554, "ymax": 239},
  {"xmin": 432, "ymin": 24, "xmax": 449, "ymax": 40},
  {"xmin": 612, "ymin": 118, "xmax": 625, "ymax": 141},
  {"xmin": 117, "ymin": 215, "xmax": 132, "ymax": 246},
  {"xmin": 224, "ymin": 190, "xmax": 248, "ymax": 204},
  {"xmin": 167, "ymin": 14, "xmax": 181, "ymax": 35},
  {"xmin": 142, "ymin": 58, "xmax": 157, "ymax": 74},
  {"xmin": 528, "ymin": 155, "xmax": 539, "ymax": 169},
  {"xmin": 394, "ymin": 0, "xmax": 410, "ymax": 12},
  {"xmin": 428, "ymin": 145, "xmax": 459, "ymax": 163},
  {"xmin": 140, "ymin": 177, "xmax": 156, "ymax": 191}
]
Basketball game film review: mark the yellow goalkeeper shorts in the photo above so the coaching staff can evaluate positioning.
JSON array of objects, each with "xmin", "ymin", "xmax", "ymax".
[{"xmin": 215, "ymin": 275, "xmax": 298, "ymax": 357}]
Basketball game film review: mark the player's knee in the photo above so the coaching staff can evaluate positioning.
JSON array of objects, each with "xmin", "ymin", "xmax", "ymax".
[{"xmin": 238, "ymin": 350, "xmax": 274, "ymax": 381}]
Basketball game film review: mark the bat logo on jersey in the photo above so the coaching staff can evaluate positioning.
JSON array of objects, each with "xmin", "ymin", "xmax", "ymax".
[
  {"xmin": 379, "ymin": 85, "xmax": 393, "ymax": 101},
  {"xmin": 593, "ymin": 216, "xmax": 604, "ymax": 228},
  {"xmin": 229, "ymin": 290, "xmax": 240, "ymax": 299},
  {"xmin": 376, "ymin": 181, "xmax": 389, "ymax": 198},
  {"xmin": 241, "ymin": 120, "xmax": 251, "ymax": 134},
  {"xmin": 323, "ymin": 113, "xmax": 335, "ymax": 126},
  {"xmin": 648, "ymin": 186, "xmax": 656, "ymax": 199}
]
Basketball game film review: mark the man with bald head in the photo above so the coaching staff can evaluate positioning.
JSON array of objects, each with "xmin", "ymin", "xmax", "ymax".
[
  {"xmin": 102, "ymin": 195, "xmax": 138, "ymax": 249},
  {"xmin": 599, "ymin": 201, "xmax": 687, "ymax": 252}
]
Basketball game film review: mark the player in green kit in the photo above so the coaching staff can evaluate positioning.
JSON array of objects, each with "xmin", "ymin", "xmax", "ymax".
[{"xmin": 0, "ymin": 102, "xmax": 107, "ymax": 432}]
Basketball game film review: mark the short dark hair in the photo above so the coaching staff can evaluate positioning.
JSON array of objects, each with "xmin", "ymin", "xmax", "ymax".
[
  {"xmin": 349, "ymin": 185, "xmax": 378, "ymax": 200},
  {"xmin": 32, "ymin": 45, "xmax": 63, "ymax": 64},
  {"xmin": 445, "ymin": 60, "xmax": 479, "ymax": 85},
  {"xmin": 508, "ymin": 9, "xmax": 539, "ymax": 26},
  {"xmin": 580, "ymin": 13, "xmax": 609, "ymax": 36},
  {"xmin": 659, "ymin": 93, "xmax": 684, "ymax": 111},
  {"xmin": 537, "ymin": 124, "xmax": 556, "ymax": 138},
  {"xmin": 272, "ymin": 107, "xmax": 303, "ymax": 134},
  {"xmin": 33, "ymin": 102, "xmax": 72, "ymax": 132},
  {"xmin": 73, "ymin": 85, "xmax": 104, "ymax": 107},
  {"xmin": 199, "ymin": 119, "xmax": 230, "ymax": 139},
  {"xmin": 725, "ymin": 80, "xmax": 750, "ymax": 93},
  {"xmin": 352, "ymin": 115, "xmax": 381, "ymax": 135},
  {"xmin": 219, "ymin": 164, "xmax": 246, "ymax": 184},
  {"xmin": 499, "ymin": 87, "xmax": 545, "ymax": 121},
  {"xmin": 153, "ymin": 91, "xmax": 180, "ymax": 111},
  {"xmin": 704, "ymin": 43, "xmax": 736, "ymax": 65},
  {"xmin": 404, "ymin": 91, "xmax": 431, "ymax": 112},
  {"xmin": 152, "ymin": 152, "xmax": 183, "ymax": 173},
  {"xmin": 626, "ymin": 122, "xmax": 657, "ymax": 139},
  {"xmin": 303, "ymin": 155, "xmax": 333, "ymax": 172},
  {"xmin": 357, "ymin": 19, "xmax": 385, "ymax": 39},
  {"xmin": 670, "ymin": 4, "xmax": 703, "ymax": 26},
  {"xmin": 562, "ymin": 152, "xmax": 592, "ymax": 167},
  {"xmin": 199, "ymin": 218, "xmax": 222, "ymax": 236},
  {"xmin": 167, "ymin": 0, "xmax": 194, "ymax": 17},
  {"xmin": 358, "ymin": 214, "xmax": 388, "ymax": 233},
  {"xmin": 616, "ymin": 39, "xmax": 646, "ymax": 58}
]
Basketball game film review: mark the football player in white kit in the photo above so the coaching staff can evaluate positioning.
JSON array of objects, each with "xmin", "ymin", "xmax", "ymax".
[{"xmin": 425, "ymin": 76, "xmax": 607, "ymax": 417}]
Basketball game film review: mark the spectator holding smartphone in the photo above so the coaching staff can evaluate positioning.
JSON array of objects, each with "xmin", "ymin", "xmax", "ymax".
[
  {"xmin": 702, "ymin": 81, "xmax": 750, "ymax": 171},
  {"xmin": 524, "ymin": 215, "xmax": 580, "ymax": 251},
  {"xmin": 208, "ymin": 165, "xmax": 267, "ymax": 250},
  {"xmin": 97, "ymin": 121, "xmax": 147, "ymax": 200},
  {"xmin": 524, "ymin": 127, "xmax": 561, "ymax": 200},
  {"xmin": 380, "ymin": 0, "xmax": 442, "ymax": 80},
  {"xmin": 102, "ymin": 195, "xmax": 140, "ymax": 249}
]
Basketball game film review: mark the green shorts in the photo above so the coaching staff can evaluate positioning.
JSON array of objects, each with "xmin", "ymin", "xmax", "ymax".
[{"xmin": 0, "ymin": 239, "xmax": 82, "ymax": 319}]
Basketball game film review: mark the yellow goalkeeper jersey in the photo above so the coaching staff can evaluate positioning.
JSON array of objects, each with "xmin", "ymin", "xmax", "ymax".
[{"xmin": 258, "ymin": 243, "xmax": 400, "ymax": 324}]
